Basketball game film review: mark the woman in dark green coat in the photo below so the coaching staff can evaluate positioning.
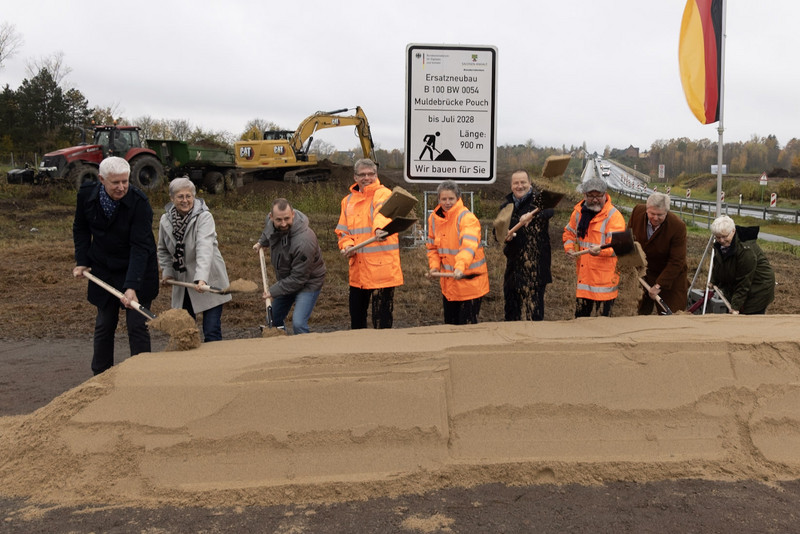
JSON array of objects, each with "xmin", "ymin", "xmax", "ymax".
[{"xmin": 709, "ymin": 216, "xmax": 775, "ymax": 315}]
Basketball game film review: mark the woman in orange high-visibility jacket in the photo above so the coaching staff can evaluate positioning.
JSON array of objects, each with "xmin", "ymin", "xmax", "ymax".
[
  {"xmin": 426, "ymin": 180, "xmax": 489, "ymax": 325},
  {"xmin": 562, "ymin": 177, "xmax": 626, "ymax": 318},
  {"xmin": 336, "ymin": 158, "xmax": 403, "ymax": 329}
]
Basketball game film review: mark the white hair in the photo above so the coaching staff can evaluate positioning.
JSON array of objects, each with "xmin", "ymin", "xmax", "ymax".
[
  {"xmin": 169, "ymin": 176, "xmax": 196, "ymax": 197},
  {"xmin": 710, "ymin": 215, "xmax": 736, "ymax": 236},
  {"xmin": 99, "ymin": 156, "xmax": 130, "ymax": 177},
  {"xmin": 646, "ymin": 192, "xmax": 670, "ymax": 211}
]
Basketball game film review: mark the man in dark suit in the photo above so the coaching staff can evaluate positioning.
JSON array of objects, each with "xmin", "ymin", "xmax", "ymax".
[
  {"xmin": 73, "ymin": 157, "xmax": 159, "ymax": 375},
  {"xmin": 628, "ymin": 192, "xmax": 689, "ymax": 314}
]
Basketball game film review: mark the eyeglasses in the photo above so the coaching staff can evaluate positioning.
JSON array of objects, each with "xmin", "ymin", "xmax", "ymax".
[
  {"xmin": 714, "ymin": 230, "xmax": 734, "ymax": 241},
  {"xmin": 355, "ymin": 171, "xmax": 376, "ymax": 178},
  {"xmin": 584, "ymin": 192, "xmax": 604, "ymax": 200}
]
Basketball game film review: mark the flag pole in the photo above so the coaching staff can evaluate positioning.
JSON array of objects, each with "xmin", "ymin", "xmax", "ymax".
[{"xmin": 715, "ymin": 0, "xmax": 727, "ymax": 217}]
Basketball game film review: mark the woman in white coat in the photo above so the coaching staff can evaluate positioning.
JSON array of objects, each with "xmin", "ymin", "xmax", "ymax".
[{"xmin": 157, "ymin": 177, "xmax": 232, "ymax": 341}]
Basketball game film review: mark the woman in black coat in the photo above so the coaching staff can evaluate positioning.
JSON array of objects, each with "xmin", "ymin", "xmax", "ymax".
[{"xmin": 500, "ymin": 170, "xmax": 554, "ymax": 321}]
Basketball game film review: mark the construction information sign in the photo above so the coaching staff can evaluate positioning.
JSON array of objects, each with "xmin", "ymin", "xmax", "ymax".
[{"xmin": 405, "ymin": 43, "xmax": 498, "ymax": 184}]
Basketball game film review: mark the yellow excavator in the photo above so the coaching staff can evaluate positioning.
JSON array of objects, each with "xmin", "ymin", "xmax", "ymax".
[{"xmin": 234, "ymin": 106, "xmax": 376, "ymax": 182}]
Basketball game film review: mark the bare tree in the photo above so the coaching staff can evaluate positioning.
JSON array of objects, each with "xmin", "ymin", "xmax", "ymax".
[
  {"xmin": 166, "ymin": 118, "xmax": 192, "ymax": 141},
  {"xmin": 26, "ymin": 51, "xmax": 72, "ymax": 87},
  {"xmin": 309, "ymin": 139, "xmax": 336, "ymax": 158},
  {"xmin": 240, "ymin": 118, "xmax": 283, "ymax": 140},
  {"xmin": 0, "ymin": 22, "xmax": 23, "ymax": 69}
]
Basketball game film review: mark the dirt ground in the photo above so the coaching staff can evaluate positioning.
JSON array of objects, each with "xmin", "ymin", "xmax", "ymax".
[{"xmin": 2, "ymin": 164, "xmax": 800, "ymax": 533}]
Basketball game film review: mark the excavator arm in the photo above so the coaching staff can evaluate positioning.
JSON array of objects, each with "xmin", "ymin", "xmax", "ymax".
[{"xmin": 291, "ymin": 106, "xmax": 376, "ymax": 161}]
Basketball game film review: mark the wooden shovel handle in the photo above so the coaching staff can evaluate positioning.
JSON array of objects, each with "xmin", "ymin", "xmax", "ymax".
[
  {"xmin": 427, "ymin": 271, "xmax": 480, "ymax": 280},
  {"xmin": 711, "ymin": 285, "xmax": 734, "ymax": 312},
  {"xmin": 637, "ymin": 277, "xmax": 673, "ymax": 315},
  {"xmin": 505, "ymin": 208, "xmax": 541, "ymax": 242},
  {"xmin": 165, "ymin": 279, "xmax": 225, "ymax": 294},
  {"xmin": 82, "ymin": 271, "xmax": 157, "ymax": 320},
  {"xmin": 346, "ymin": 230, "xmax": 389, "ymax": 254},
  {"xmin": 571, "ymin": 243, "xmax": 612, "ymax": 257},
  {"xmin": 258, "ymin": 248, "xmax": 272, "ymax": 307}
]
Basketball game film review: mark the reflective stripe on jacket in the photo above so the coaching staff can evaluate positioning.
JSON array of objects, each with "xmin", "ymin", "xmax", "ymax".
[
  {"xmin": 562, "ymin": 194, "xmax": 626, "ymax": 301},
  {"xmin": 426, "ymin": 198, "xmax": 489, "ymax": 301},
  {"xmin": 336, "ymin": 178, "xmax": 403, "ymax": 289}
]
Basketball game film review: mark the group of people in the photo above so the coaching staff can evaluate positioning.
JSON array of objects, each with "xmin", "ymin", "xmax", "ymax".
[
  {"xmin": 561, "ymin": 176, "xmax": 774, "ymax": 318},
  {"xmin": 73, "ymin": 156, "xmax": 776, "ymax": 376}
]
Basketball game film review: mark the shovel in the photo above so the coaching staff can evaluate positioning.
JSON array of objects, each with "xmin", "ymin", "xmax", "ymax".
[
  {"xmin": 258, "ymin": 248, "xmax": 275, "ymax": 328},
  {"xmin": 166, "ymin": 280, "xmax": 228, "ymax": 294},
  {"xmin": 637, "ymin": 277, "xmax": 673, "ymax": 315},
  {"xmin": 504, "ymin": 190, "xmax": 565, "ymax": 242},
  {"xmin": 427, "ymin": 271, "xmax": 481, "ymax": 280},
  {"xmin": 345, "ymin": 216, "xmax": 417, "ymax": 254},
  {"xmin": 165, "ymin": 279, "xmax": 257, "ymax": 295},
  {"xmin": 82, "ymin": 270, "xmax": 157, "ymax": 320},
  {"xmin": 571, "ymin": 229, "xmax": 634, "ymax": 257},
  {"xmin": 712, "ymin": 285, "xmax": 734, "ymax": 313}
]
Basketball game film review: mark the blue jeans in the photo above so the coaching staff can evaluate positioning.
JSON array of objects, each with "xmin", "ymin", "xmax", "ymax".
[
  {"xmin": 183, "ymin": 291, "xmax": 223, "ymax": 342},
  {"xmin": 271, "ymin": 290, "xmax": 321, "ymax": 334}
]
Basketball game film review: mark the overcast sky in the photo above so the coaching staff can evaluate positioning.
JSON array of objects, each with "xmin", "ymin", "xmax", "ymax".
[{"xmin": 2, "ymin": 0, "xmax": 799, "ymax": 155}]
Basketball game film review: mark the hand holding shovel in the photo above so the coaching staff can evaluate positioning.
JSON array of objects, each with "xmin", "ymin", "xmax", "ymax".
[
  {"xmin": 570, "ymin": 229, "xmax": 634, "ymax": 257},
  {"xmin": 342, "ymin": 216, "xmax": 417, "ymax": 256},
  {"xmin": 505, "ymin": 208, "xmax": 540, "ymax": 241},
  {"xmin": 80, "ymin": 270, "xmax": 157, "ymax": 320},
  {"xmin": 165, "ymin": 279, "xmax": 227, "ymax": 294},
  {"xmin": 638, "ymin": 277, "xmax": 673, "ymax": 315},
  {"xmin": 426, "ymin": 270, "xmax": 481, "ymax": 280},
  {"xmin": 258, "ymin": 248, "xmax": 275, "ymax": 328}
]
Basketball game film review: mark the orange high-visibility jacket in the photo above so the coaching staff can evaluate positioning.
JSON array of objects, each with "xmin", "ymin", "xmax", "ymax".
[
  {"xmin": 336, "ymin": 178, "xmax": 403, "ymax": 289},
  {"xmin": 426, "ymin": 198, "xmax": 489, "ymax": 302},
  {"xmin": 562, "ymin": 194, "xmax": 626, "ymax": 301}
]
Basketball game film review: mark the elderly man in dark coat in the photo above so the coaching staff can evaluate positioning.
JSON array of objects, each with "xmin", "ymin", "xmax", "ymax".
[
  {"xmin": 73, "ymin": 157, "xmax": 159, "ymax": 375},
  {"xmin": 628, "ymin": 192, "xmax": 689, "ymax": 314}
]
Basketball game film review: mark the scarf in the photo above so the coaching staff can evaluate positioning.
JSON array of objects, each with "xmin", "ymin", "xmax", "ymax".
[
  {"xmin": 576, "ymin": 202, "xmax": 598, "ymax": 239},
  {"xmin": 98, "ymin": 186, "xmax": 120, "ymax": 220},
  {"xmin": 170, "ymin": 205, "xmax": 191, "ymax": 273}
]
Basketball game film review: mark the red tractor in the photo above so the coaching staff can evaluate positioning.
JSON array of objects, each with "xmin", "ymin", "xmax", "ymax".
[{"xmin": 7, "ymin": 125, "xmax": 165, "ymax": 190}]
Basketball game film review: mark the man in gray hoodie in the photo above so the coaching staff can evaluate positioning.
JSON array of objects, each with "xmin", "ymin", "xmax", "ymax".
[{"xmin": 253, "ymin": 198, "xmax": 326, "ymax": 333}]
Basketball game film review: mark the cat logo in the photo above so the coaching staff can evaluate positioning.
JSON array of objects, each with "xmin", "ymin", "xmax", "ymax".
[
  {"xmin": 274, "ymin": 146, "xmax": 285, "ymax": 155},
  {"xmin": 332, "ymin": 118, "xmax": 340, "ymax": 125},
  {"xmin": 239, "ymin": 146, "xmax": 254, "ymax": 160}
]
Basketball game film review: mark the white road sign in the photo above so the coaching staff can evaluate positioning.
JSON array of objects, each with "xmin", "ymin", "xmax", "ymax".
[{"xmin": 405, "ymin": 44, "xmax": 498, "ymax": 184}]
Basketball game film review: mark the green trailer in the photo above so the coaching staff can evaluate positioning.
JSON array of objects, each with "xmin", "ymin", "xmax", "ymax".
[{"xmin": 146, "ymin": 139, "xmax": 240, "ymax": 194}]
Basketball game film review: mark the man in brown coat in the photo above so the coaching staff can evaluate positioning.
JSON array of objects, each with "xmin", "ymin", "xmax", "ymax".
[{"xmin": 628, "ymin": 192, "xmax": 689, "ymax": 314}]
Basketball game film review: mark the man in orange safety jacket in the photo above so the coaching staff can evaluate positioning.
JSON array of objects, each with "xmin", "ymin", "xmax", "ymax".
[
  {"xmin": 427, "ymin": 180, "xmax": 489, "ymax": 325},
  {"xmin": 562, "ymin": 176, "xmax": 626, "ymax": 317},
  {"xmin": 336, "ymin": 158, "xmax": 403, "ymax": 329}
]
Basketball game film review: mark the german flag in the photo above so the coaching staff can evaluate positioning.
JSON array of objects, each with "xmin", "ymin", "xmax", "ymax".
[{"xmin": 679, "ymin": 0, "xmax": 723, "ymax": 124}]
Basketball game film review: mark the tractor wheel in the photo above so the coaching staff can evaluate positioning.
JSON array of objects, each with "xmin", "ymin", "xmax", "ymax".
[
  {"xmin": 129, "ymin": 155, "xmax": 164, "ymax": 191},
  {"xmin": 68, "ymin": 164, "xmax": 99, "ymax": 189},
  {"xmin": 203, "ymin": 171, "xmax": 225, "ymax": 194},
  {"xmin": 223, "ymin": 169, "xmax": 240, "ymax": 192}
]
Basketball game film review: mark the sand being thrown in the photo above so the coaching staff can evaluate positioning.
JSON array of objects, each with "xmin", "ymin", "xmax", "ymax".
[
  {"xmin": 147, "ymin": 308, "xmax": 201, "ymax": 351},
  {"xmin": 2, "ymin": 315, "xmax": 800, "ymax": 509}
]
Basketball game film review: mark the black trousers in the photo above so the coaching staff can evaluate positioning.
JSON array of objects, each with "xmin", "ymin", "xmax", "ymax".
[
  {"xmin": 575, "ymin": 297, "xmax": 615, "ymax": 318},
  {"xmin": 349, "ymin": 286, "xmax": 395, "ymax": 329},
  {"xmin": 92, "ymin": 297, "xmax": 152, "ymax": 375},
  {"xmin": 504, "ymin": 283, "xmax": 545, "ymax": 321},
  {"xmin": 443, "ymin": 296, "xmax": 482, "ymax": 325}
]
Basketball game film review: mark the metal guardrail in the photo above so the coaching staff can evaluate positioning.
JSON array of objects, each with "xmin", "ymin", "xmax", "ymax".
[{"xmin": 614, "ymin": 189, "xmax": 800, "ymax": 227}]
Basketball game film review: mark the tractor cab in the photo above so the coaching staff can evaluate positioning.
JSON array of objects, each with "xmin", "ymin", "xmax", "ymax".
[{"xmin": 93, "ymin": 126, "xmax": 142, "ymax": 157}]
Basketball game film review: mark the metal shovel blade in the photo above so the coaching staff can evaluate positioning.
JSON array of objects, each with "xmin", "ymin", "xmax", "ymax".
[{"xmin": 606, "ymin": 229, "xmax": 634, "ymax": 255}]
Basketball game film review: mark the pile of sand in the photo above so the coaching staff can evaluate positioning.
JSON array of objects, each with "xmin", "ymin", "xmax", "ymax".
[{"xmin": 2, "ymin": 315, "xmax": 800, "ymax": 508}]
